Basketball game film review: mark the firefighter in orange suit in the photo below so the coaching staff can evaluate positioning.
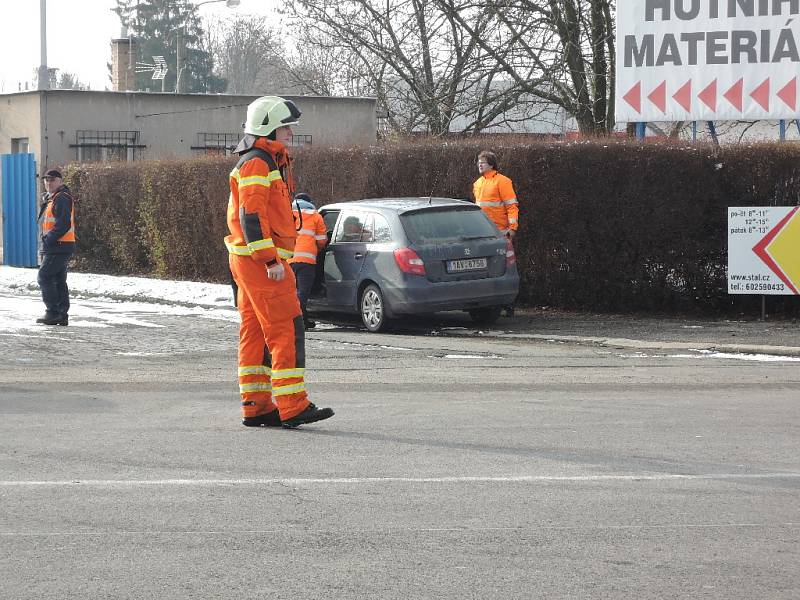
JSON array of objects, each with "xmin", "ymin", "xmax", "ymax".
[
  {"xmin": 288, "ymin": 193, "xmax": 327, "ymax": 329},
  {"xmin": 473, "ymin": 149, "xmax": 519, "ymax": 316},
  {"xmin": 226, "ymin": 96, "xmax": 334, "ymax": 428}
]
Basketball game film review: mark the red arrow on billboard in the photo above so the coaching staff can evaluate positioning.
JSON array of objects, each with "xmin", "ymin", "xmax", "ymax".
[
  {"xmin": 698, "ymin": 79, "xmax": 717, "ymax": 111},
  {"xmin": 648, "ymin": 81, "xmax": 667, "ymax": 113},
  {"xmin": 750, "ymin": 77, "xmax": 770, "ymax": 111},
  {"xmin": 724, "ymin": 78, "xmax": 743, "ymax": 111},
  {"xmin": 752, "ymin": 206, "xmax": 800, "ymax": 295},
  {"xmin": 673, "ymin": 80, "xmax": 692, "ymax": 112},
  {"xmin": 778, "ymin": 77, "xmax": 797, "ymax": 110},
  {"xmin": 623, "ymin": 81, "xmax": 641, "ymax": 113}
]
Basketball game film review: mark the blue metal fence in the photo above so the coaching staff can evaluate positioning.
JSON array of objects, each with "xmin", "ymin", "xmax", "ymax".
[{"xmin": 1, "ymin": 153, "xmax": 38, "ymax": 267}]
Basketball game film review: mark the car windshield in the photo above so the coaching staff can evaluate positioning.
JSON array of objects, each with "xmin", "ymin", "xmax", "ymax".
[{"xmin": 400, "ymin": 208, "xmax": 498, "ymax": 244}]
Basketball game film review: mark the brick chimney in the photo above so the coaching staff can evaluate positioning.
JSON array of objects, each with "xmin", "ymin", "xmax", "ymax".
[{"xmin": 111, "ymin": 33, "xmax": 136, "ymax": 91}]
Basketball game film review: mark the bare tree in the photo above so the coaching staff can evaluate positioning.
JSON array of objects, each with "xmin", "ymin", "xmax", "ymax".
[
  {"xmin": 284, "ymin": 0, "xmax": 526, "ymax": 135},
  {"xmin": 282, "ymin": 31, "xmax": 378, "ymax": 97},
  {"xmin": 206, "ymin": 17, "xmax": 293, "ymax": 95},
  {"xmin": 434, "ymin": 0, "xmax": 616, "ymax": 136}
]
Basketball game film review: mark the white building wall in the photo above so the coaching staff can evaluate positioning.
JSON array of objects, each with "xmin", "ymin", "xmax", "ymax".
[{"xmin": 0, "ymin": 93, "xmax": 42, "ymax": 164}]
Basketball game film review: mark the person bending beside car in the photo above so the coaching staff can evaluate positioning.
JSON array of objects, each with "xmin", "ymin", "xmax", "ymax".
[
  {"xmin": 288, "ymin": 192, "xmax": 327, "ymax": 329},
  {"xmin": 473, "ymin": 150, "xmax": 520, "ymax": 316}
]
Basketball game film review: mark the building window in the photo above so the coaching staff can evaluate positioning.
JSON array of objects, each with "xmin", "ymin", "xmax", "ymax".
[
  {"xmin": 191, "ymin": 133, "xmax": 312, "ymax": 154},
  {"xmin": 290, "ymin": 134, "xmax": 312, "ymax": 147},
  {"xmin": 71, "ymin": 130, "xmax": 142, "ymax": 162},
  {"xmin": 11, "ymin": 138, "xmax": 29, "ymax": 154},
  {"xmin": 192, "ymin": 132, "xmax": 240, "ymax": 156}
]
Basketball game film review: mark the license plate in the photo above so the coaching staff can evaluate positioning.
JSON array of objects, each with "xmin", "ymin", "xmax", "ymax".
[{"xmin": 446, "ymin": 257, "xmax": 487, "ymax": 273}]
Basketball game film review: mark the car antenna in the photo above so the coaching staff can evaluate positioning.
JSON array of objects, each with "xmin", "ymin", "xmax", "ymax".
[{"xmin": 428, "ymin": 170, "xmax": 440, "ymax": 204}]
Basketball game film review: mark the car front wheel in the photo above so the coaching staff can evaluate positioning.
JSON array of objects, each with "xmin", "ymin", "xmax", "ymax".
[{"xmin": 360, "ymin": 283, "xmax": 389, "ymax": 332}]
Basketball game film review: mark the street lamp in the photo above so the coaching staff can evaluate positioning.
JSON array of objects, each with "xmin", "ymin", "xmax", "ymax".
[{"xmin": 175, "ymin": 0, "xmax": 241, "ymax": 93}]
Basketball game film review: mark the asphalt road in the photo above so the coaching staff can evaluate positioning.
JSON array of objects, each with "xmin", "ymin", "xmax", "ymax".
[{"xmin": 1, "ymin": 294, "xmax": 799, "ymax": 599}]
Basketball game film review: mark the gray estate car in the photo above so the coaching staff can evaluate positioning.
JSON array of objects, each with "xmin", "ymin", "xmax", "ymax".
[{"xmin": 307, "ymin": 197, "xmax": 519, "ymax": 332}]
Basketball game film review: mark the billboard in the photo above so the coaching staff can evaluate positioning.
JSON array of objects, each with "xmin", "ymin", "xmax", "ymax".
[{"xmin": 616, "ymin": 1, "xmax": 800, "ymax": 122}]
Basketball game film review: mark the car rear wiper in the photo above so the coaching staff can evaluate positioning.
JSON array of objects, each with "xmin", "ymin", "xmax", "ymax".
[{"xmin": 459, "ymin": 235, "xmax": 494, "ymax": 240}]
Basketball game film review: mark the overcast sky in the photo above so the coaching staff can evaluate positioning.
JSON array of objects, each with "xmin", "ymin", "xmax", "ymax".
[{"xmin": 0, "ymin": 0, "xmax": 280, "ymax": 93}]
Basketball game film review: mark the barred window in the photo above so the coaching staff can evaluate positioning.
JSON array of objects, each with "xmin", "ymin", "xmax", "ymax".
[
  {"xmin": 290, "ymin": 134, "xmax": 312, "ymax": 147},
  {"xmin": 191, "ymin": 132, "xmax": 312, "ymax": 154},
  {"xmin": 192, "ymin": 132, "xmax": 240, "ymax": 156},
  {"xmin": 71, "ymin": 130, "xmax": 142, "ymax": 163}
]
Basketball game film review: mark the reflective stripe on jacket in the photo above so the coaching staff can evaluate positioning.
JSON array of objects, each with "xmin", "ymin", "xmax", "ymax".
[
  {"xmin": 225, "ymin": 137, "xmax": 297, "ymax": 264},
  {"xmin": 39, "ymin": 185, "xmax": 76, "ymax": 253},
  {"xmin": 288, "ymin": 209, "xmax": 327, "ymax": 265},
  {"xmin": 473, "ymin": 170, "xmax": 519, "ymax": 234}
]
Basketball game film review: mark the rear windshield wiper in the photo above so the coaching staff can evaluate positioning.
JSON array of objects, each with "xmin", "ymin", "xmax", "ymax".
[{"xmin": 459, "ymin": 235, "xmax": 494, "ymax": 241}]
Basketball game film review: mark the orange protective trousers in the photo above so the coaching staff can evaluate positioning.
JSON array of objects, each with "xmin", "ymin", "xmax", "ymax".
[{"xmin": 230, "ymin": 254, "xmax": 310, "ymax": 421}]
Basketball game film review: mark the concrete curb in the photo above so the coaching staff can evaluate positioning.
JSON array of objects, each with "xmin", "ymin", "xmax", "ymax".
[{"xmin": 447, "ymin": 330, "xmax": 800, "ymax": 358}]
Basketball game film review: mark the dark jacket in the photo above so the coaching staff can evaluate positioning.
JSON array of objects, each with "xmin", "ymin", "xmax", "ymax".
[{"xmin": 38, "ymin": 185, "xmax": 76, "ymax": 255}]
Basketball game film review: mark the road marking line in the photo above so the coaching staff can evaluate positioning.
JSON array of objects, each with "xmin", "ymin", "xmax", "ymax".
[
  {"xmin": 2, "ymin": 522, "xmax": 800, "ymax": 537},
  {"xmin": 0, "ymin": 473, "xmax": 798, "ymax": 487}
]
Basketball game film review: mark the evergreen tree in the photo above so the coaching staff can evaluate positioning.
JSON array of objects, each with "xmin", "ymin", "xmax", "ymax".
[{"xmin": 114, "ymin": 0, "xmax": 226, "ymax": 93}]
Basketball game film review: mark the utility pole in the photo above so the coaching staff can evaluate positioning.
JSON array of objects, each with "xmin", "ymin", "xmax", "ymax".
[
  {"xmin": 37, "ymin": 0, "xmax": 50, "ymax": 90},
  {"xmin": 175, "ymin": 27, "xmax": 184, "ymax": 93}
]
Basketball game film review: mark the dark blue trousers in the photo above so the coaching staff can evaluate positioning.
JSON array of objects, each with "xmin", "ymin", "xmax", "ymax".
[
  {"xmin": 290, "ymin": 262, "xmax": 315, "ymax": 317},
  {"xmin": 38, "ymin": 253, "xmax": 71, "ymax": 317}
]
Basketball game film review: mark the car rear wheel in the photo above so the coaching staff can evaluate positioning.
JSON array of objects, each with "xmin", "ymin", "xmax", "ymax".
[
  {"xmin": 468, "ymin": 306, "xmax": 502, "ymax": 325},
  {"xmin": 360, "ymin": 283, "xmax": 390, "ymax": 332}
]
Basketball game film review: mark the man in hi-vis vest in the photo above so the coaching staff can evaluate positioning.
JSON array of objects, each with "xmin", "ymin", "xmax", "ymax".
[
  {"xmin": 473, "ymin": 150, "xmax": 520, "ymax": 316},
  {"xmin": 37, "ymin": 169, "xmax": 75, "ymax": 326}
]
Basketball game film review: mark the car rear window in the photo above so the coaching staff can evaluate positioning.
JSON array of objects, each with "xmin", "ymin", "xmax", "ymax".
[{"xmin": 400, "ymin": 208, "xmax": 498, "ymax": 244}]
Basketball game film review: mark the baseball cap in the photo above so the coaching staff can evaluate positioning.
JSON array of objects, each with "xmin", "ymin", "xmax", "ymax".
[{"xmin": 42, "ymin": 169, "xmax": 63, "ymax": 180}]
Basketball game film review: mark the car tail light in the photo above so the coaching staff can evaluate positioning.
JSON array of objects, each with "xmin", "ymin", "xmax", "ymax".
[
  {"xmin": 393, "ymin": 247, "xmax": 426, "ymax": 276},
  {"xmin": 505, "ymin": 238, "xmax": 516, "ymax": 267}
]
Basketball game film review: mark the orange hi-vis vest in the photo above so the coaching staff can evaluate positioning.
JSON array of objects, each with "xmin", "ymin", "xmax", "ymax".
[
  {"xmin": 473, "ymin": 169, "xmax": 519, "ymax": 235},
  {"xmin": 41, "ymin": 189, "xmax": 76, "ymax": 243},
  {"xmin": 225, "ymin": 137, "xmax": 296, "ymax": 265},
  {"xmin": 288, "ymin": 209, "xmax": 327, "ymax": 265}
]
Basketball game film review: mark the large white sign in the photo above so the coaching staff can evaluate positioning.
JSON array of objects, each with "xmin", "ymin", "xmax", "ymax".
[
  {"xmin": 728, "ymin": 206, "xmax": 800, "ymax": 295},
  {"xmin": 616, "ymin": 1, "xmax": 800, "ymax": 122}
]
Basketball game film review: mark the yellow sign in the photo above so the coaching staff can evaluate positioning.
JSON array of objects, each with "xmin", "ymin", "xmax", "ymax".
[
  {"xmin": 763, "ymin": 207, "xmax": 800, "ymax": 293},
  {"xmin": 752, "ymin": 206, "xmax": 800, "ymax": 295}
]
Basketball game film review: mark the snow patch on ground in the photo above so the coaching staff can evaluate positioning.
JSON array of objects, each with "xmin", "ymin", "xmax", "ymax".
[
  {"xmin": 620, "ymin": 350, "xmax": 800, "ymax": 363},
  {"xmin": 0, "ymin": 266, "xmax": 237, "ymax": 333}
]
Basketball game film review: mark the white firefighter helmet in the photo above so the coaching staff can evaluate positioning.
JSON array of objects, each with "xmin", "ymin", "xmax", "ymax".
[{"xmin": 243, "ymin": 96, "xmax": 301, "ymax": 137}]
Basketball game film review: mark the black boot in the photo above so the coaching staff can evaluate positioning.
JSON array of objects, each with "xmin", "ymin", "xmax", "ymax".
[
  {"xmin": 36, "ymin": 312, "xmax": 62, "ymax": 325},
  {"xmin": 242, "ymin": 410, "xmax": 282, "ymax": 427},
  {"xmin": 281, "ymin": 403, "xmax": 334, "ymax": 428},
  {"xmin": 56, "ymin": 315, "xmax": 69, "ymax": 326},
  {"xmin": 302, "ymin": 308, "xmax": 316, "ymax": 330}
]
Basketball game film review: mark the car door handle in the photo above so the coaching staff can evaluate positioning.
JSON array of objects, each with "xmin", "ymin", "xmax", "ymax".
[{"xmin": 354, "ymin": 252, "xmax": 364, "ymax": 259}]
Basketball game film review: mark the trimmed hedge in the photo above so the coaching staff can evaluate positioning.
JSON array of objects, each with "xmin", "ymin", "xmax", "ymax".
[{"xmin": 65, "ymin": 138, "xmax": 800, "ymax": 316}]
